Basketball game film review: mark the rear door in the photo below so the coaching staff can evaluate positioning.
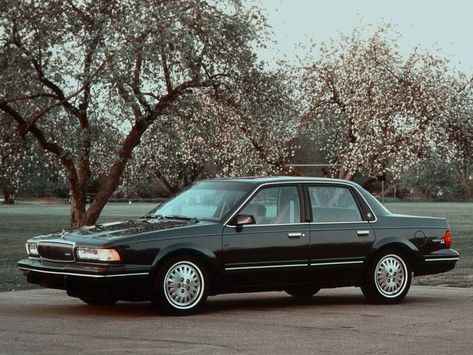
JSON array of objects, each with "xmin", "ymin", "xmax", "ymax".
[{"xmin": 306, "ymin": 184, "xmax": 375, "ymax": 282}]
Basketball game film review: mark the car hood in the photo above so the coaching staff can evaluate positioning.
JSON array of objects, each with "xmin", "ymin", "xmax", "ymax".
[{"xmin": 29, "ymin": 218, "xmax": 198, "ymax": 242}]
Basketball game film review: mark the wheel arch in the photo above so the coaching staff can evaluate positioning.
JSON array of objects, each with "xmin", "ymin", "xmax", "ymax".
[
  {"xmin": 150, "ymin": 243, "xmax": 219, "ymax": 292},
  {"xmin": 367, "ymin": 237, "xmax": 422, "ymax": 272}
]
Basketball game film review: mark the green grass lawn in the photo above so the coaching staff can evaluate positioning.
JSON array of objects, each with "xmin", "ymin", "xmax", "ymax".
[{"xmin": 0, "ymin": 202, "xmax": 471, "ymax": 292}]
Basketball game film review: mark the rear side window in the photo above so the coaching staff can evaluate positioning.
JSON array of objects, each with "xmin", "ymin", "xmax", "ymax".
[{"xmin": 308, "ymin": 186, "xmax": 362, "ymax": 223}]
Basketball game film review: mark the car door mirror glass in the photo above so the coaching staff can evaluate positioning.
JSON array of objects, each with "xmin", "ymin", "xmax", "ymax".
[{"xmin": 232, "ymin": 214, "xmax": 256, "ymax": 226}]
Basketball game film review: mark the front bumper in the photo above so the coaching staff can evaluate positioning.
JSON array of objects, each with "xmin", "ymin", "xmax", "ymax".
[
  {"xmin": 415, "ymin": 249, "xmax": 460, "ymax": 276},
  {"xmin": 18, "ymin": 258, "xmax": 152, "ymax": 301}
]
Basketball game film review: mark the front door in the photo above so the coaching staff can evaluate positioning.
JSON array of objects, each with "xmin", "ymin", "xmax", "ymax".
[{"xmin": 222, "ymin": 185, "xmax": 310, "ymax": 287}]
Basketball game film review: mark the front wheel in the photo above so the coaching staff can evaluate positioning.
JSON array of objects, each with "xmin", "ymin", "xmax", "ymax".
[
  {"xmin": 153, "ymin": 256, "xmax": 208, "ymax": 315},
  {"xmin": 361, "ymin": 250, "xmax": 412, "ymax": 304}
]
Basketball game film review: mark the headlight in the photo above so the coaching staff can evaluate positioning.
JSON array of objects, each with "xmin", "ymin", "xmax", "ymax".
[
  {"xmin": 76, "ymin": 247, "xmax": 121, "ymax": 262},
  {"xmin": 26, "ymin": 243, "xmax": 39, "ymax": 256}
]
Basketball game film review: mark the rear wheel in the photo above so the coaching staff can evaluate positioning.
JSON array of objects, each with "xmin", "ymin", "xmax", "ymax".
[
  {"xmin": 153, "ymin": 256, "xmax": 208, "ymax": 315},
  {"xmin": 361, "ymin": 249, "xmax": 411, "ymax": 304},
  {"xmin": 285, "ymin": 285, "xmax": 320, "ymax": 298}
]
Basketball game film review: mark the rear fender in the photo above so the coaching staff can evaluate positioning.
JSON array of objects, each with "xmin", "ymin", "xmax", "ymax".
[{"xmin": 368, "ymin": 237, "xmax": 423, "ymax": 271}]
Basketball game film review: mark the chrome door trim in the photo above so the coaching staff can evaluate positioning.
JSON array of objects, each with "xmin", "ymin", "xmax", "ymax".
[
  {"xmin": 310, "ymin": 260, "xmax": 364, "ymax": 266},
  {"xmin": 424, "ymin": 257, "xmax": 459, "ymax": 262},
  {"xmin": 225, "ymin": 263, "xmax": 308, "ymax": 271}
]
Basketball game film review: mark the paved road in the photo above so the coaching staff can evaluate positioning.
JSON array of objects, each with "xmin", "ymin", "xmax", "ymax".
[{"xmin": 0, "ymin": 286, "xmax": 472, "ymax": 354}]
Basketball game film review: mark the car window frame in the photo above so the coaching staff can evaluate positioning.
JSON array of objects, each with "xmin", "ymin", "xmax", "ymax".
[
  {"xmin": 303, "ymin": 183, "xmax": 370, "ymax": 224},
  {"xmin": 226, "ymin": 183, "xmax": 306, "ymax": 227},
  {"xmin": 224, "ymin": 180, "xmax": 377, "ymax": 227}
]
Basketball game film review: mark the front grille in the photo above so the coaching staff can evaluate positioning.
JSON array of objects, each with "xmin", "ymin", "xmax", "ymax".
[{"xmin": 38, "ymin": 242, "xmax": 75, "ymax": 262}]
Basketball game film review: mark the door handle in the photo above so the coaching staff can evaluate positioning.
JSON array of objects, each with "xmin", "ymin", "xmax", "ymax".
[
  {"xmin": 288, "ymin": 232, "xmax": 305, "ymax": 238},
  {"xmin": 357, "ymin": 230, "xmax": 370, "ymax": 237}
]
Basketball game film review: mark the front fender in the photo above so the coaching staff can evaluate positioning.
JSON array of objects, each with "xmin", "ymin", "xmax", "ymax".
[
  {"xmin": 150, "ymin": 242, "xmax": 220, "ymax": 278},
  {"xmin": 153, "ymin": 242, "xmax": 217, "ymax": 264}
]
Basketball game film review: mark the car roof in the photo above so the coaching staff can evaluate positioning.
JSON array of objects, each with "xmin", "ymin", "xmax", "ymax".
[
  {"xmin": 202, "ymin": 176, "xmax": 391, "ymax": 217},
  {"xmin": 208, "ymin": 176, "xmax": 361, "ymax": 187}
]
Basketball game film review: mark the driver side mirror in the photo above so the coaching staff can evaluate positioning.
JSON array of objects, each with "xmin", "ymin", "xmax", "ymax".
[{"xmin": 231, "ymin": 214, "xmax": 256, "ymax": 227}]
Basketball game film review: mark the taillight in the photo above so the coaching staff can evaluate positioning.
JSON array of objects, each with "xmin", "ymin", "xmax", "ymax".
[{"xmin": 444, "ymin": 231, "xmax": 452, "ymax": 248}]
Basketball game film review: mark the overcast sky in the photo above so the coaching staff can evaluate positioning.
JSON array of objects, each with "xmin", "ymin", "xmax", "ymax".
[{"xmin": 255, "ymin": 0, "xmax": 473, "ymax": 75}]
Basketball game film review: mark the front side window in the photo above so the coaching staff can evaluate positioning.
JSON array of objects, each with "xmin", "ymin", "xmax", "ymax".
[
  {"xmin": 308, "ymin": 186, "xmax": 362, "ymax": 223},
  {"xmin": 239, "ymin": 186, "xmax": 300, "ymax": 224}
]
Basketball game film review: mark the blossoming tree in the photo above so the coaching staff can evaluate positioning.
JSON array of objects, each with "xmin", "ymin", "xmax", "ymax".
[
  {"xmin": 302, "ymin": 26, "xmax": 473, "ymax": 184},
  {"xmin": 0, "ymin": 0, "xmax": 266, "ymax": 226}
]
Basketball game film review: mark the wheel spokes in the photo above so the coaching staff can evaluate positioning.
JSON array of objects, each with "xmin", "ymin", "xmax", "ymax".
[
  {"xmin": 164, "ymin": 261, "xmax": 203, "ymax": 309},
  {"xmin": 374, "ymin": 255, "xmax": 408, "ymax": 297}
]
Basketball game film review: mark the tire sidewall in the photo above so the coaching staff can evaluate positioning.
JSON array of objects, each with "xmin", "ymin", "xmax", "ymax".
[{"xmin": 363, "ymin": 249, "xmax": 412, "ymax": 304}]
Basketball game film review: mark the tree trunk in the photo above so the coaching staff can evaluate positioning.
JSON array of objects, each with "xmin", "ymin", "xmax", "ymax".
[
  {"xmin": 70, "ymin": 195, "xmax": 88, "ymax": 228},
  {"xmin": 83, "ymin": 121, "xmax": 148, "ymax": 226},
  {"xmin": 2, "ymin": 188, "xmax": 14, "ymax": 204},
  {"xmin": 338, "ymin": 169, "xmax": 356, "ymax": 180}
]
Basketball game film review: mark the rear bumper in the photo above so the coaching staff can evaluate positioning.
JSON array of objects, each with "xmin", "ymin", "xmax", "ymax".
[
  {"xmin": 415, "ymin": 249, "xmax": 460, "ymax": 276},
  {"xmin": 17, "ymin": 258, "xmax": 152, "ymax": 301}
]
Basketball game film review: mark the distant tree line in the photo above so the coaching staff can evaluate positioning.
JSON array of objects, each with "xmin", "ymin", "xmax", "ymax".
[{"xmin": 1, "ymin": 1, "xmax": 472, "ymax": 226}]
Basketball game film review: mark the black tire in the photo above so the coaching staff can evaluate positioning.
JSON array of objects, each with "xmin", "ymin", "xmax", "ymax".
[
  {"xmin": 361, "ymin": 249, "xmax": 412, "ymax": 304},
  {"xmin": 153, "ymin": 255, "xmax": 208, "ymax": 316},
  {"xmin": 80, "ymin": 296, "xmax": 118, "ymax": 306},
  {"xmin": 285, "ymin": 285, "xmax": 320, "ymax": 298}
]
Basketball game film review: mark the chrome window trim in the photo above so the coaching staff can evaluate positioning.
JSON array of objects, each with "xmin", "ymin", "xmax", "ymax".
[
  {"xmin": 352, "ymin": 186, "xmax": 378, "ymax": 223},
  {"xmin": 306, "ymin": 185, "xmax": 370, "ymax": 224},
  {"xmin": 308, "ymin": 221, "xmax": 369, "ymax": 225},
  {"xmin": 227, "ymin": 221, "xmax": 369, "ymax": 229},
  {"xmin": 425, "ymin": 257, "xmax": 459, "ymax": 262},
  {"xmin": 226, "ymin": 222, "xmax": 310, "ymax": 228},
  {"xmin": 18, "ymin": 267, "xmax": 149, "ymax": 278},
  {"xmin": 226, "ymin": 221, "xmax": 370, "ymax": 229},
  {"xmin": 224, "ymin": 180, "xmax": 378, "ymax": 227}
]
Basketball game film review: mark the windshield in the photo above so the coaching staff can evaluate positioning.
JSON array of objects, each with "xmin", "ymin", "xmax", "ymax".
[{"xmin": 151, "ymin": 181, "xmax": 253, "ymax": 221}]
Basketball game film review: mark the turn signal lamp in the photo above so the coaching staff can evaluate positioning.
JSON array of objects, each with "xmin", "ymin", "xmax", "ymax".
[
  {"xmin": 444, "ymin": 231, "xmax": 452, "ymax": 248},
  {"xmin": 76, "ymin": 247, "xmax": 121, "ymax": 262}
]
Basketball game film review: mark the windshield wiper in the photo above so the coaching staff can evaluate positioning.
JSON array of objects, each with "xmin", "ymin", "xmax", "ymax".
[
  {"xmin": 143, "ymin": 214, "xmax": 163, "ymax": 219},
  {"xmin": 164, "ymin": 215, "xmax": 199, "ymax": 222}
]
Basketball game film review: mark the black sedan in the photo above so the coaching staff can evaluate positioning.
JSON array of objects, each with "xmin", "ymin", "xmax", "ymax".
[{"xmin": 18, "ymin": 177, "xmax": 459, "ymax": 315}]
